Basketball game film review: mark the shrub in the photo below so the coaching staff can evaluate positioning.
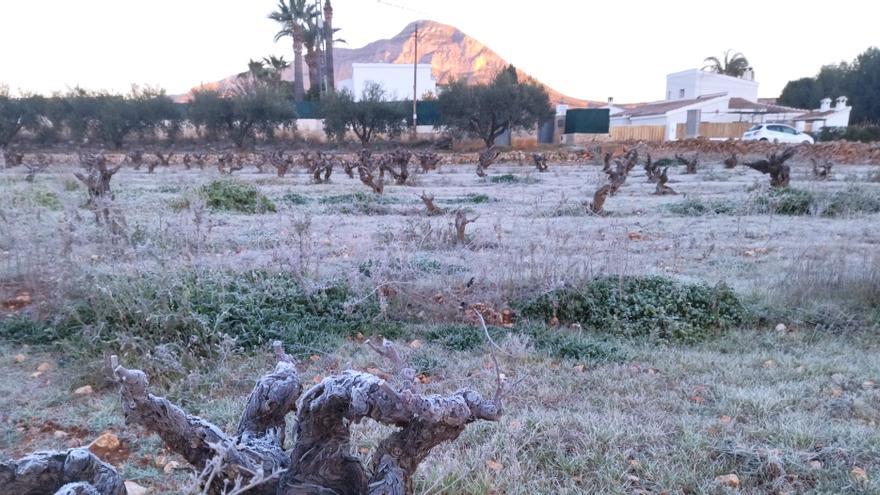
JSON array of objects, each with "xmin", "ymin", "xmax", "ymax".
[
  {"xmin": 283, "ymin": 192, "xmax": 310, "ymax": 205},
  {"xmin": 29, "ymin": 271, "xmax": 380, "ymax": 371},
  {"xmin": 516, "ymin": 276, "xmax": 745, "ymax": 342},
  {"xmin": 319, "ymin": 191, "xmax": 397, "ymax": 215},
  {"xmin": 668, "ymin": 197, "xmax": 737, "ymax": 216},
  {"xmin": 424, "ymin": 324, "xmax": 497, "ymax": 351},
  {"xmin": 752, "ymin": 186, "xmax": 880, "ymax": 217},
  {"xmin": 491, "ymin": 174, "xmax": 521, "ymax": 184},
  {"xmin": 445, "ymin": 193, "xmax": 493, "ymax": 204},
  {"xmin": 200, "ymin": 179, "xmax": 276, "ymax": 213},
  {"xmin": 822, "ymin": 186, "xmax": 880, "ymax": 217},
  {"xmin": 517, "ymin": 325, "xmax": 622, "ymax": 361},
  {"xmin": 754, "ymin": 188, "xmax": 814, "ymax": 215}
]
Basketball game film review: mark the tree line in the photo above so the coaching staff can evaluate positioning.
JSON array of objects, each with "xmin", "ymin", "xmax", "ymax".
[
  {"xmin": 779, "ymin": 47, "xmax": 880, "ymax": 124},
  {"xmin": 1, "ymin": 64, "xmax": 552, "ymax": 150}
]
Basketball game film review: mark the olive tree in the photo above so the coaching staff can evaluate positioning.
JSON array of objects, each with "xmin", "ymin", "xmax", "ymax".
[
  {"xmin": 436, "ymin": 65, "xmax": 553, "ymax": 148},
  {"xmin": 321, "ymin": 82, "xmax": 409, "ymax": 145}
]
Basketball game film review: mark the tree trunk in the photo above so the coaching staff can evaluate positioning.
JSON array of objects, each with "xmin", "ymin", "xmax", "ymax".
[
  {"xmin": 305, "ymin": 48, "xmax": 320, "ymax": 96},
  {"xmin": 7, "ymin": 339, "xmax": 501, "ymax": 495},
  {"xmin": 0, "ymin": 449, "xmax": 126, "ymax": 495},
  {"xmin": 292, "ymin": 29, "xmax": 306, "ymax": 103},
  {"xmin": 324, "ymin": 1, "xmax": 335, "ymax": 91}
]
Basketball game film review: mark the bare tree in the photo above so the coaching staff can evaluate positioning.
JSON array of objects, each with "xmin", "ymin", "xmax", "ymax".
[
  {"xmin": 675, "ymin": 153, "xmax": 699, "ymax": 174},
  {"xmin": 644, "ymin": 153, "xmax": 662, "ymax": 183},
  {"xmin": 379, "ymin": 149, "xmax": 412, "ymax": 185},
  {"xmin": 745, "ymin": 148, "xmax": 796, "ymax": 188},
  {"xmin": 2, "ymin": 148, "xmax": 24, "ymax": 169},
  {"xmin": 724, "ymin": 153, "xmax": 738, "ymax": 169},
  {"xmin": 154, "ymin": 151, "xmax": 174, "ymax": 167},
  {"xmin": 419, "ymin": 191, "xmax": 444, "ymax": 216},
  {"xmin": 811, "ymin": 158, "xmax": 833, "ymax": 180},
  {"xmin": 73, "ymin": 151, "xmax": 125, "ymax": 231},
  {"xmin": 269, "ymin": 150, "xmax": 295, "ymax": 178},
  {"xmin": 589, "ymin": 184, "xmax": 613, "ymax": 215},
  {"xmin": 0, "ymin": 448, "xmax": 125, "ymax": 495},
  {"xmin": 252, "ymin": 152, "xmax": 269, "ymax": 173},
  {"xmin": 356, "ymin": 149, "xmax": 384, "ymax": 194},
  {"xmin": 125, "ymin": 150, "xmax": 144, "ymax": 170},
  {"xmin": 533, "ymin": 153, "xmax": 549, "ymax": 172},
  {"xmin": 88, "ymin": 339, "xmax": 500, "ymax": 495},
  {"xmin": 218, "ymin": 152, "xmax": 244, "ymax": 175},
  {"xmin": 476, "ymin": 147, "xmax": 499, "ymax": 177},
  {"xmin": 416, "ymin": 151, "xmax": 441, "ymax": 172},
  {"xmin": 23, "ymin": 154, "xmax": 50, "ymax": 182},
  {"xmin": 654, "ymin": 167, "xmax": 677, "ymax": 195},
  {"xmin": 454, "ymin": 209, "xmax": 479, "ymax": 244},
  {"xmin": 74, "ymin": 152, "xmax": 120, "ymax": 207}
]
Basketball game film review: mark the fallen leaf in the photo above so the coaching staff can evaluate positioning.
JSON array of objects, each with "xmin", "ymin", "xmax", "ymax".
[
  {"xmin": 408, "ymin": 339, "xmax": 422, "ymax": 349},
  {"xmin": 74, "ymin": 385, "xmax": 93, "ymax": 396},
  {"xmin": 485, "ymin": 459, "xmax": 503, "ymax": 473},
  {"xmin": 14, "ymin": 354, "xmax": 26, "ymax": 364},
  {"xmin": 714, "ymin": 473, "xmax": 740, "ymax": 488},
  {"xmin": 36, "ymin": 362, "xmax": 52, "ymax": 372},
  {"xmin": 851, "ymin": 466, "xmax": 868, "ymax": 483}
]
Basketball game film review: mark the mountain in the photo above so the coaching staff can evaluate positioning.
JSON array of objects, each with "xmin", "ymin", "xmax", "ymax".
[{"xmin": 180, "ymin": 20, "xmax": 598, "ymax": 108}]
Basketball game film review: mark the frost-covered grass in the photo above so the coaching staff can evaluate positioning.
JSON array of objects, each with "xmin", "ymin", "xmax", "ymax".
[{"xmin": 1, "ymin": 152, "xmax": 879, "ymax": 493}]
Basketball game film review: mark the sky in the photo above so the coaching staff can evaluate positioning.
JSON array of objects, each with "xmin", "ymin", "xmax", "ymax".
[{"xmin": 1, "ymin": 0, "xmax": 877, "ymax": 102}]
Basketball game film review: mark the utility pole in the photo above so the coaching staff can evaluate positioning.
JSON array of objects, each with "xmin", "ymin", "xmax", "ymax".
[{"xmin": 412, "ymin": 22, "xmax": 418, "ymax": 136}]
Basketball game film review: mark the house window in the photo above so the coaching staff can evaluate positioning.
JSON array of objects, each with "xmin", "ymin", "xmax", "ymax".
[{"xmin": 679, "ymin": 89, "xmax": 685, "ymax": 99}]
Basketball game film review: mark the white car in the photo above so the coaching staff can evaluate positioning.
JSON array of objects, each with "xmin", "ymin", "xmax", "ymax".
[{"xmin": 742, "ymin": 124, "xmax": 814, "ymax": 144}]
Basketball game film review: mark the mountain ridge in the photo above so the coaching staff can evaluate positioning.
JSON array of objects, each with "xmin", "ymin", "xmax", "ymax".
[{"xmin": 180, "ymin": 20, "xmax": 598, "ymax": 108}]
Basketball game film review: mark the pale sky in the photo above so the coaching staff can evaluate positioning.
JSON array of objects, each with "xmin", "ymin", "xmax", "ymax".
[{"xmin": 1, "ymin": 0, "xmax": 877, "ymax": 102}]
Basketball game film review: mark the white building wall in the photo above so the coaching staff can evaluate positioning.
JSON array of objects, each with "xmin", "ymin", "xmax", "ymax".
[
  {"xmin": 665, "ymin": 69, "xmax": 758, "ymax": 102},
  {"xmin": 347, "ymin": 63, "xmax": 436, "ymax": 101}
]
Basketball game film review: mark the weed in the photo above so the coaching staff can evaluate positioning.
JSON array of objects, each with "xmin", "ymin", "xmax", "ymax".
[
  {"xmin": 283, "ymin": 192, "xmax": 310, "ymax": 205},
  {"xmin": 168, "ymin": 196, "xmax": 191, "ymax": 212},
  {"xmin": 753, "ymin": 188, "xmax": 815, "ymax": 215},
  {"xmin": 516, "ymin": 276, "xmax": 745, "ymax": 342},
  {"xmin": 668, "ymin": 197, "xmax": 738, "ymax": 216},
  {"xmin": 200, "ymin": 179, "xmax": 276, "ymax": 214}
]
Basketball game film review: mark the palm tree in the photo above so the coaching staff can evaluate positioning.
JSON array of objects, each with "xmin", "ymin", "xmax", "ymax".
[
  {"xmin": 303, "ymin": 19, "xmax": 323, "ymax": 97},
  {"xmin": 703, "ymin": 50, "xmax": 750, "ymax": 78},
  {"xmin": 268, "ymin": 0, "xmax": 316, "ymax": 102},
  {"xmin": 323, "ymin": 0, "xmax": 335, "ymax": 91}
]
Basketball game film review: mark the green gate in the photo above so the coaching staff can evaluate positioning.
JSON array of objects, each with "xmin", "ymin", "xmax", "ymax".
[{"xmin": 564, "ymin": 109, "xmax": 610, "ymax": 134}]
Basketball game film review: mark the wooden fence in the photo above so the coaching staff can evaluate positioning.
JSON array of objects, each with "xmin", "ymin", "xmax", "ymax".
[
  {"xmin": 675, "ymin": 122, "xmax": 751, "ymax": 140},
  {"xmin": 609, "ymin": 125, "xmax": 666, "ymax": 142}
]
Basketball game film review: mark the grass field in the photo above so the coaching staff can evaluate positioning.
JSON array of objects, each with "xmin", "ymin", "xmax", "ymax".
[{"xmin": 1, "ymin": 150, "xmax": 879, "ymax": 494}]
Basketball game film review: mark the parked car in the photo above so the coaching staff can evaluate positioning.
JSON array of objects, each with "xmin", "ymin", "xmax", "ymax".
[{"xmin": 742, "ymin": 124, "xmax": 814, "ymax": 144}]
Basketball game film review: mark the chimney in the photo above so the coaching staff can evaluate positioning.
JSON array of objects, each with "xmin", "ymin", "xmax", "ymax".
[
  {"xmin": 742, "ymin": 67, "xmax": 755, "ymax": 81},
  {"xmin": 819, "ymin": 98, "xmax": 832, "ymax": 111},
  {"xmin": 835, "ymin": 96, "xmax": 849, "ymax": 109}
]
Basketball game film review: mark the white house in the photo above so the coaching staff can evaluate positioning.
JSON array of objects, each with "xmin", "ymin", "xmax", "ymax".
[
  {"xmin": 602, "ymin": 68, "xmax": 852, "ymax": 140},
  {"xmin": 794, "ymin": 96, "xmax": 852, "ymax": 131},
  {"xmin": 666, "ymin": 68, "xmax": 758, "ymax": 102},
  {"xmin": 338, "ymin": 63, "xmax": 437, "ymax": 101}
]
